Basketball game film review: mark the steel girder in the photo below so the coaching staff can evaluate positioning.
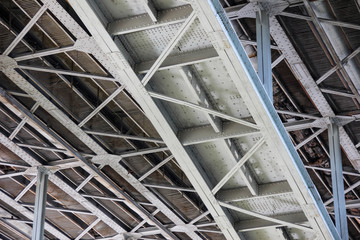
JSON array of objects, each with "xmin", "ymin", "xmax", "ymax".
[
  {"xmin": 31, "ymin": 167, "xmax": 50, "ymax": 240},
  {"xmin": 0, "ymin": 0, "xmax": 352, "ymax": 239},
  {"xmin": 64, "ymin": 0, "xmax": 246, "ymax": 239},
  {"xmin": 98, "ymin": 0, "xmax": 360, "ymax": 174},
  {"xmin": 269, "ymin": 5, "xmax": 360, "ymax": 171},
  {"xmin": 227, "ymin": 2, "xmax": 360, "ymax": 236},
  {"xmin": 65, "ymin": 0, "xmax": 340, "ymax": 239},
  {"xmin": 0, "ymin": 68, "xmax": 192, "ymax": 240},
  {"xmin": 0, "ymin": 0, "xmax": 209, "ymax": 239},
  {"xmin": 328, "ymin": 122, "xmax": 348, "ymax": 239}
]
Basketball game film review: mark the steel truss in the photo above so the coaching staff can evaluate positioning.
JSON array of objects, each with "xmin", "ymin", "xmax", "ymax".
[
  {"xmin": 0, "ymin": 0, "xmax": 215, "ymax": 239},
  {"xmin": 226, "ymin": 0, "xmax": 360, "ymax": 237},
  {"xmin": 0, "ymin": 0, "xmax": 357, "ymax": 239},
  {"xmin": 64, "ymin": 0, "xmax": 340, "ymax": 239}
]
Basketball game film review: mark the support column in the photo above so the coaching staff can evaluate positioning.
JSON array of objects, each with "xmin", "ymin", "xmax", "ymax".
[
  {"xmin": 32, "ymin": 166, "xmax": 50, "ymax": 240},
  {"xmin": 328, "ymin": 121, "xmax": 348, "ymax": 240},
  {"xmin": 256, "ymin": 8, "xmax": 272, "ymax": 102}
]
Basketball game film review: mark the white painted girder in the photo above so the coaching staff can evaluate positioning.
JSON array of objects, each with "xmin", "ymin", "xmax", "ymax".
[
  {"xmin": 3, "ymin": 3, "xmax": 48, "ymax": 56},
  {"xmin": 4, "ymin": 0, "xmax": 346, "ymax": 239},
  {"xmin": 136, "ymin": 47, "xmax": 219, "ymax": 73},
  {"xmin": 227, "ymin": 6, "xmax": 360, "ymax": 228},
  {"xmin": 108, "ymin": 5, "xmax": 193, "ymax": 35},
  {"xmin": 217, "ymin": 181, "xmax": 292, "ymax": 202},
  {"xmin": 17, "ymin": 64, "xmax": 115, "ymax": 82},
  {"xmin": 219, "ymin": 201, "xmax": 312, "ymax": 232},
  {"xmin": 179, "ymin": 121, "xmax": 259, "ymax": 146},
  {"xmin": 0, "ymin": 53, "xmax": 183, "ymax": 238},
  {"xmin": 86, "ymin": 121, "xmax": 259, "ymax": 146},
  {"xmin": 211, "ymin": 138, "xmax": 265, "ymax": 195},
  {"xmin": 148, "ymin": 91, "xmax": 258, "ymax": 129},
  {"xmin": 180, "ymin": 66, "xmax": 258, "ymax": 195},
  {"xmin": 3, "ymin": 1, "xmax": 206, "ymax": 238},
  {"xmin": 141, "ymin": 0, "xmax": 158, "ymax": 22},
  {"xmin": 194, "ymin": 0, "xmax": 340, "ymax": 239},
  {"xmin": 67, "ymin": 1, "xmax": 242, "ymax": 239},
  {"xmin": 141, "ymin": 11, "xmax": 197, "ymax": 86},
  {"xmin": 62, "ymin": 0, "xmax": 343, "ymax": 239},
  {"xmin": 84, "ymin": 130, "xmax": 164, "ymax": 144},
  {"xmin": 234, "ymin": 212, "xmax": 309, "ymax": 232},
  {"xmin": 0, "ymin": 214, "xmax": 31, "ymax": 240}
]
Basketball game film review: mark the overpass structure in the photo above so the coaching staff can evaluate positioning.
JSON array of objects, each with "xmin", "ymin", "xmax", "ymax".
[{"xmin": 0, "ymin": 0, "xmax": 359, "ymax": 239}]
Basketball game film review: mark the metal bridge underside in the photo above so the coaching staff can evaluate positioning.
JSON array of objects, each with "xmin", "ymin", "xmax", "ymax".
[{"xmin": 0, "ymin": 0, "xmax": 359, "ymax": 239}]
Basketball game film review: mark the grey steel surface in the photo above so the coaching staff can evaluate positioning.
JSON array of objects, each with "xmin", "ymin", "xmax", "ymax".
[
  {"xmin": 256, "ymin": 9, "xmax": 272, "ymax": 102},
  {"xmin": 0, "ymin": 0, "xmax": 358, "ymax": 239},
  {"xmin": 328, "ymin": 122, "xmax": 348, "ymax": 240},
  {"xmin": 31, "ymin": 167, "xmax": 49, "ymax": 240}
]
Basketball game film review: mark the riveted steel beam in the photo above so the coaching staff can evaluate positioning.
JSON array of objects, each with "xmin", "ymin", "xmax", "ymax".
[
  {"xmin": 219, "ymin": 201, "xmax": 312, "ymax": 232},
  {"xmin": 211, "ymin": 138, "xmax": 265, "ymax": 194},
  {"xmin": 294, "ymin": 128, "xmax": 327, "ymax": 150},
  {"xmin": 0, "ymin": 130, "xmax": 126, "ymax": 234},
  {"xmin": 199, "ymin": 1, "xmax": 340, "ymax": 239},
  {"xmin": 78, "ymin": 86, "xmax": 125, "ymax": 127},
  {"xmin": 234, "ymin": 212, "xmax": 308, "ymax": 232},
  {"xmin": 149, "ymin": 91, "xmax": 259, "ymax": 129},
  {"xmin": 320, "ymin": 88, "xmax": 356, "ymax": 99},
  {"xmin": 84, "ymin": 130, "xmax": 164, "ymax": 144},
  {"xmin": 304, "ymin": 165, "xmax": 360, "ymax": 178},
  {"xmin": 68, "ymin": 0, "xmax": 242, "ymax": 238},
  {"xmin": 226, "ymin": 2, "xmax": 360, "ymax": 173},
  {"xmin": 180, "ymin": 66, "xmax": 258, "ymax": 195},
  {"xmin": 328, "ymin": 122, "xmax": 348, "ymax": 240},
  {"xmin": 0, "ymin": 216, "xmax": 31, "ymax": 240},
  {"xmin": 23, "ymin": 203, "xmax": 93, "ymax": 216},
  {"xmin": 74, "ymin": 219, "xmax": 100, "ymax": 240},
  {"xmin": 92, "ymin": 154, "xmax": 202, "ymax": 239},
  {"xmin": 14, "ymin": 45, "xmax": 76, "ymax": 61},
  {"xmin": 108, "ymin": 5, "xmax": 193, "ymax": 35},
  {"xmin": 217, "ymin": 180, "xmax": 292, "ymax": 202},
  {"xmin": 179, "ymin": 121, "xmax": 260, "ymax": 146},
  {"xmin": 136, "ymin": 47, "xmax": 219, "ymax": 74},
  {"xmin": 141, "ymin": 11, "xmax": 197, "ymax": 86},
  {"xmin": 138, "ymin": 155, "xmax": 173, "ymax": 181}
]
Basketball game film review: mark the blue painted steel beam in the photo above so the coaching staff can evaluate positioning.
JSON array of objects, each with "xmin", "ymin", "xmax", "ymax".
[
  {"xmin": 256, "ymin": 9, "xmax": 272, "ymax": 102},
  {"xmin": 328, "ymin": 121, "xmax": 348, "ymax": 240},
  {"xmin": 32, "ymin": 166, "xmax": 50, "ymax": 240}
]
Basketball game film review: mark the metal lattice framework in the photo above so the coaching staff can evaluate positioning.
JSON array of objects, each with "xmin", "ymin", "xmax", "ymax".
[{"xmin": 0, "ymin": 0, "xmax": 359, "ymax": 239}]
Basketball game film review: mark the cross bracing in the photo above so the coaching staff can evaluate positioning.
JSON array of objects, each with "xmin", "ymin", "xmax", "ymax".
[{"xmin": 0, "ymin": 0, "xmax": 359, "ymax": 239}]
